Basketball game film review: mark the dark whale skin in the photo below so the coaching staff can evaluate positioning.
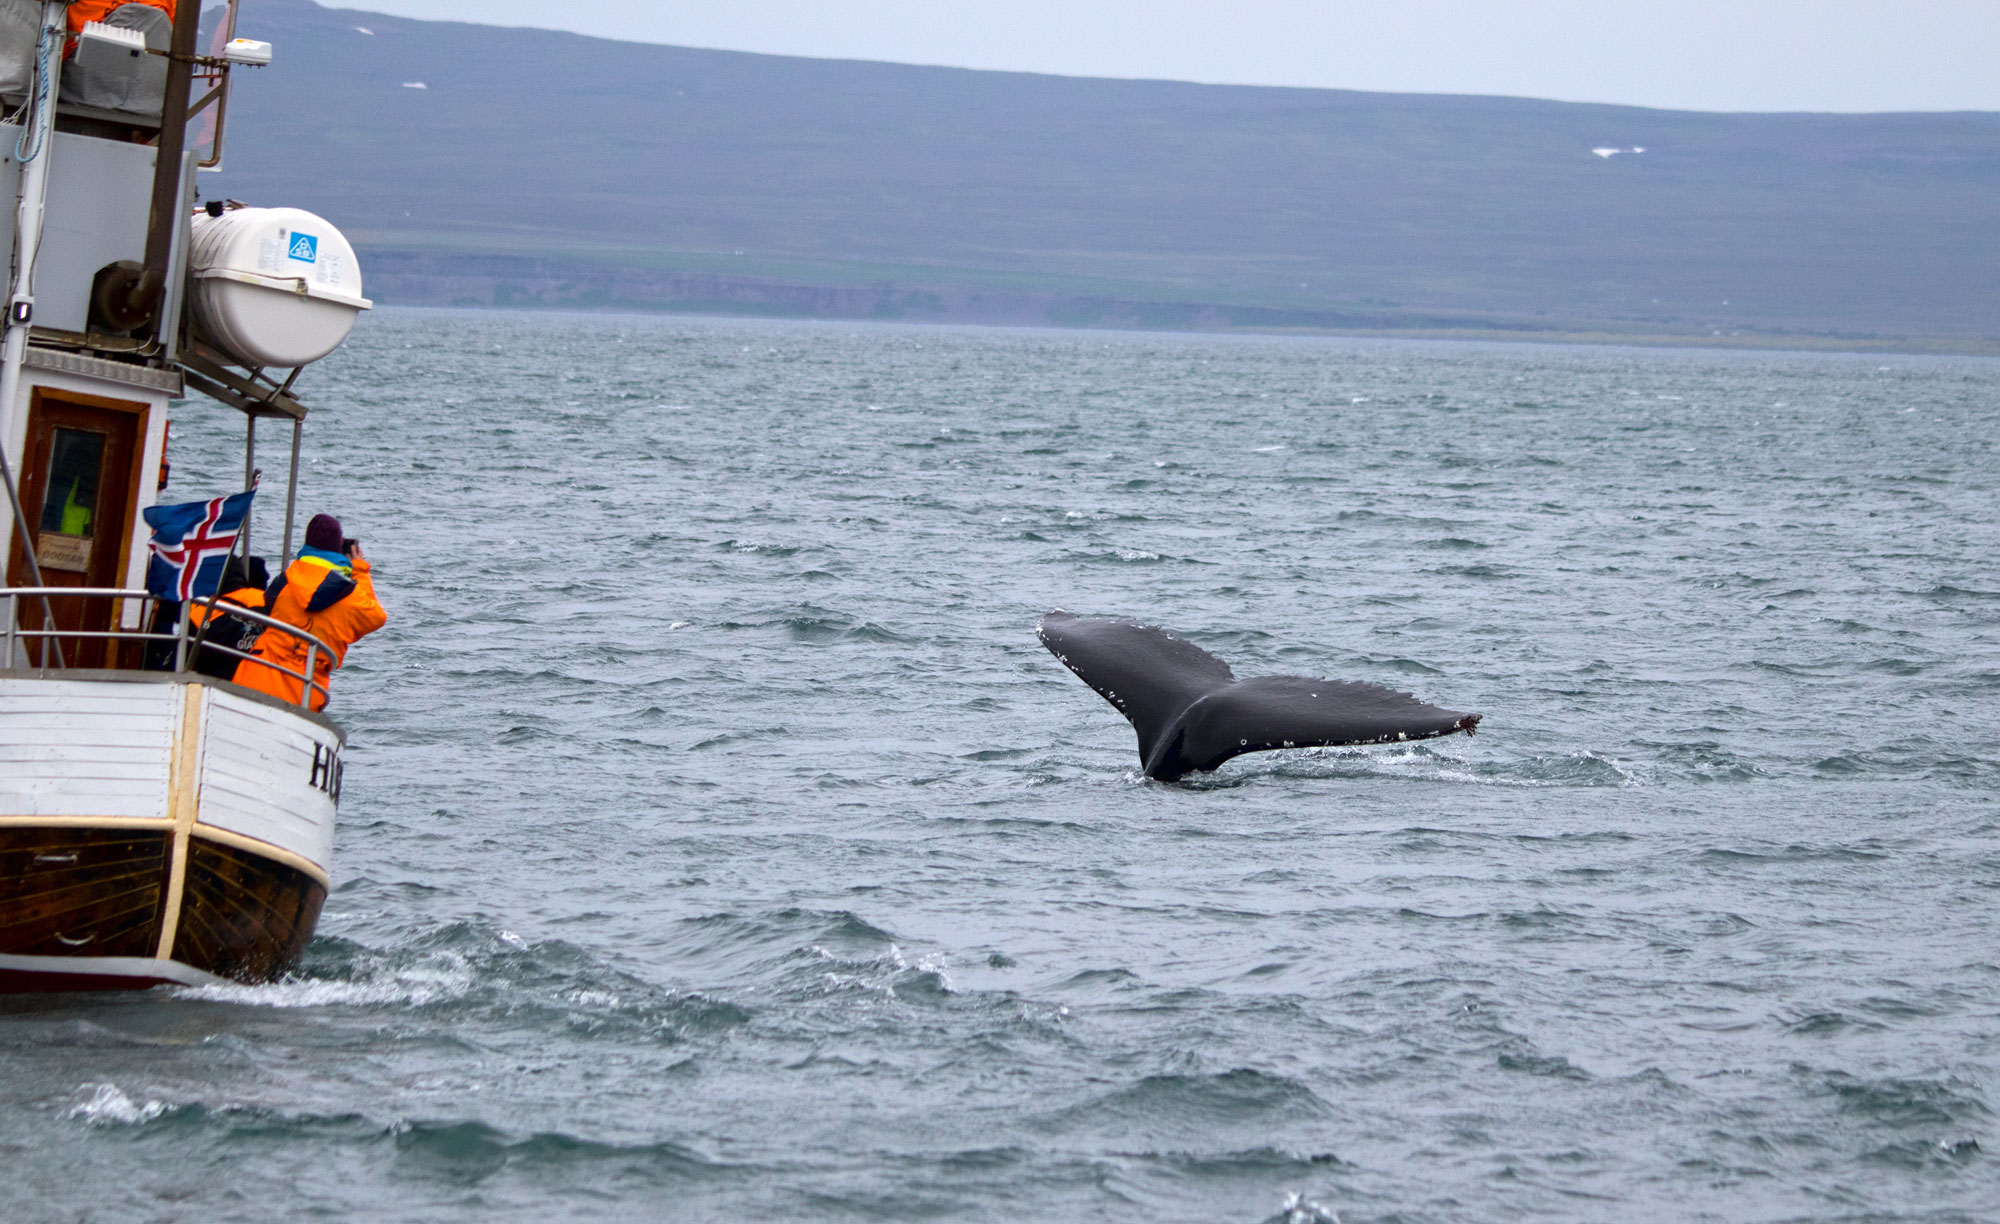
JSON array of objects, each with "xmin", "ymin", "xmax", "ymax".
[{"xmin": 1037, "ymin": 611, "xmax": 1482, "ymax": 781}]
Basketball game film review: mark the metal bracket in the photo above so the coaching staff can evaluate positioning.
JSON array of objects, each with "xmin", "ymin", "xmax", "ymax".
[{"xmin": 177, "ymin": 344, "xmax": 310, "ymax": 421}]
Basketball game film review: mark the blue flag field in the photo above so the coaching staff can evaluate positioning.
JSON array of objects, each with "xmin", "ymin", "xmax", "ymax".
[{"xmin": 143, "ymin": 491, "xmax": 255, "ymax": 603}]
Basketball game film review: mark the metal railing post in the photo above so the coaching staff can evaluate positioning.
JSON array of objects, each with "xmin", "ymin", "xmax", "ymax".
[
  {"xmin": 301, "ymin": 641, "xmax": 317, "ymax": 707},
  {"xmin": 282, "ymin": 415, "xmax": 302, "ymax": 564},
  {"xmin": 173, "ymin": 600, "xmax": 190, "ymax": 672},
  {"xmin": 4, "ymin": 591, "xmax": 14, "ymax": 668},
  {"xmin": 242, "ymin": 415, "xmax": 256, "ymax": 557}
]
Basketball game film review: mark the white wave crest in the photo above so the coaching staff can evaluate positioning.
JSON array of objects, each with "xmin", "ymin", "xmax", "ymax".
[
  {"xmin": 169, "ymin": 955, "xmax": 475, "ymax": 1009},
  {"xmin": 68, "ymin": 1083, "xmax": 168, "ymax": 1127},
  {"xmin": 1321, "ymin": 745, "xmax": 1641, "ymax": 789},
  {"xmin": 1279, "ymin": 1191, "xmax": 1341, "ymax": 1224},
  {"xmin": 812, "ymin": 942, "xmax": 954, "ymax": 997}
]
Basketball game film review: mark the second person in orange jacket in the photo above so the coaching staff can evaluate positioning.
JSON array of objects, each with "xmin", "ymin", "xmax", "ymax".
[{"xmin": 189, "ymin": 553, "xmax": 269, "ymax": 680}]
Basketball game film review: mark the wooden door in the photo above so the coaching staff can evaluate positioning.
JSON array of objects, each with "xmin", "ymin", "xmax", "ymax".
[{"xmin": 6, "ymin": 389, "xmax": 144, "ymax": 668}]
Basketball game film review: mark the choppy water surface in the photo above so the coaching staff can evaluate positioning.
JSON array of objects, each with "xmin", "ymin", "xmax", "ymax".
[{"xmin": 7, "ymin": 311, "xmax": 1999, "ymax": 1222}]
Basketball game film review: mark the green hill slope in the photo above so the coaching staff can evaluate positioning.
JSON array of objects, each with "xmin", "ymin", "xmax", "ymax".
[{"xmin": 210, "ymin": 0, "xmax": 2000, "ymax": 346}]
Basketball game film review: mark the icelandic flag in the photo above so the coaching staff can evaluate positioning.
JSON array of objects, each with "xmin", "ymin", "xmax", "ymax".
[{"xmin": 144, "ymin": 491, "xmax": 255, "ymax": 602}]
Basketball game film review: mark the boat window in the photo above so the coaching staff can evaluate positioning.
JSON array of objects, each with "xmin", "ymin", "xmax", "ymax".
[{"xmin": 39, "ymin": 427, "xmax": 106, "ymax": 539}]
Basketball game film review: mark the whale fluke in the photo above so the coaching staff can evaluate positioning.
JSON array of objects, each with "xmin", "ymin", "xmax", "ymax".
[{"xmin": 1037, "ymin": 611, "xmax": 1482, "ymax": 781}]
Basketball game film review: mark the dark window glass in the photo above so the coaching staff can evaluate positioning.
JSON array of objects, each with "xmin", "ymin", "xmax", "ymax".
[{"xmin": 40, "ymin": 428, "xmax": 105, "ymax": 538}]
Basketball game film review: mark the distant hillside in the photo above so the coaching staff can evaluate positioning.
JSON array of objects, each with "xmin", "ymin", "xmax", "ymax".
[{"xmin": 210, "ymin": 0, "xmax": 2000, "ymax": 347}]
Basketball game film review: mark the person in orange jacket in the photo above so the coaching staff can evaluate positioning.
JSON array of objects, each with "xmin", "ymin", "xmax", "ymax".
[
  {"xmin": 142, "ymin": 553, "xmax": 266, "ymax": 674},
  {"xmin": 189, "ymin": 554, "xmax": 270, "ymax": 680},
  {"xmin": 67, "ymin": 1, "xmax": 174, "ymax": 35},
  {"xmin": 233, "ymin": 514, "xmax": 386, "ymax": 711}
]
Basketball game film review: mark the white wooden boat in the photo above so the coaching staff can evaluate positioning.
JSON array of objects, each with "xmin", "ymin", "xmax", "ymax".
[
  {"xmin": 0, "ymin": 599, "xmax": 342, "ymax": 989},
  {"xmin": 0, "ymin": 0, "xmax": 370, "ymax": 989}
]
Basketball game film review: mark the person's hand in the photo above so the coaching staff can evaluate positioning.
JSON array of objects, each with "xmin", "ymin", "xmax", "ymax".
[{"xmin": 346, "ymin": 541, "xmax": 366, "ymax": 563}]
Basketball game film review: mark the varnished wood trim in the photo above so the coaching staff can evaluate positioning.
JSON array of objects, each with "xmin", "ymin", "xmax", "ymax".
[
  {"xmin": 28, "ymin": 384, "xmax": 152, "ymax": 416},
  {"xmin": 153, "ymin": 685, "xmax": 204, "ymax": 959},
  {"xmin": 0, "ymin": 880, "xmax": 160, "ymax": 930},
  {"xmin": 189, "ymin": 826, "xmax": 330, "ymax": 889},
  {"xmin": 0, "ymin": 816, "xmax": 173, "ymax": 830},
  {"xmin": 170, "ymin": 838, "xmax": 327, "ymax": 983},
  {"xmin": 111, "ymin": 404, "xmax": 156, "ymax": 615},
  {"xmin": 0, "ymin": 827, "xmax": 170, "ymax": 959}
]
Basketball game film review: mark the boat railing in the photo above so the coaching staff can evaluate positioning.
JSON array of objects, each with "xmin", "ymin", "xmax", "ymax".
[{"xmin": 0, "ymin": 587, "xmax": 334, "ymax": 710}]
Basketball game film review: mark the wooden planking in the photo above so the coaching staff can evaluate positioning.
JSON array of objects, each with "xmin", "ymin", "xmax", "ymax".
[
  {"xmin": 194, "ymin": 688, "xmax": 337, "ymax": 871},
  {"xmin": 0, "ymin": 678, "xmax": 175, "ymax": 819},
  {"xmin": 0, "ymin": 827, "xmax": 169, "ymax": 958},
  {"xmin": 189, "ymin": 825, "xmax": 329, "ymax": 888},
  {"xmin": 0, "ymin": 707, "xmax": 188, "ymax": 734},
  {"xmin": 171, "ymin": 838, "xmax": 325, "ymax": 983},
  {"xmin": 0, "ymin": 681, "xmax": 181, "ymax": 716},
  {"xmin": 0, "ymin": 743, "xmax": 172, "ymax": 766},
  {"xmin": 0, "ymin": 702, "xmax": 181, "ymax": 736}
]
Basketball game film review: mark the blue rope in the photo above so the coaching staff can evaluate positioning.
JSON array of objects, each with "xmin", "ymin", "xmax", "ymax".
[{"xmin": 14, "ymin": 17, "xmax": 59, "ymax": 165}]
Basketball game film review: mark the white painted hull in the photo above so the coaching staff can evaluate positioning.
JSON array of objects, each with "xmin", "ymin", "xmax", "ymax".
[
  {"xmin": 0, "ymin": 671, "xmax": 344, "ymax": 989},
  {"xmin": 0, "ymin": 952, "xmax": 227, "ymax": 991}
]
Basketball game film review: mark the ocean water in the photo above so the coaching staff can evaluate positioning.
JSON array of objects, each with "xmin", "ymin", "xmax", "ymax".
[{"xmin": 4, "ymin": 310, "xmax": 1998, "ymax": 1222}]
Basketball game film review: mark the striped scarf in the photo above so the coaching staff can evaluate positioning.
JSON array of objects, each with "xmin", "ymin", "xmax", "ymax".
[{"xmin": 297, "ymin": 545, "xmax": 354, "ymax": 578}]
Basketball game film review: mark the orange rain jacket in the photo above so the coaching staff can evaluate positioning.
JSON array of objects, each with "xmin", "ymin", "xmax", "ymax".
[
  {"xmin": 64, "ymin": 2, "xmax": 177, "ymax": 61},
  {"xmin": 189, "ymin": 584, "xmax": 267, "ymax": 681},
  {"xmin": 232, "ymin": 552, "xmax": 386, "ymax": 711},
  {"xmin": 190, "ymin": 583, "xmax": 265, "ymax": 627},
  {"xmin": 68, "ymin": 2, "xmax": 175, "ymax": 34}
]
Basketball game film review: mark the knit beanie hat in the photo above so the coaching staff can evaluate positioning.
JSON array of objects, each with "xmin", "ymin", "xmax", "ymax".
[{"xmin": 304, "ymin": 514, "xmax": 343, "ymax": 552}]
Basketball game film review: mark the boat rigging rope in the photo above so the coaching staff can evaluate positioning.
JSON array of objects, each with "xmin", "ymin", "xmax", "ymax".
[{"xmin": 13, "ymin": 18, "xmax": 59, "ymax": 165}]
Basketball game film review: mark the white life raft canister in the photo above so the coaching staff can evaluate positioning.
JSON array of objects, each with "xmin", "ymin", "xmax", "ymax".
[{"xmin": 187, "ymin": 206, "xmax": 372, "ymax": 368}]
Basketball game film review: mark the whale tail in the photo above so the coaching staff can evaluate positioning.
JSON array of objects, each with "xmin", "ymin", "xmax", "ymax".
[{"xmin": 1037, "ymin": 611, "xmax": 1482, "ymax": 781}]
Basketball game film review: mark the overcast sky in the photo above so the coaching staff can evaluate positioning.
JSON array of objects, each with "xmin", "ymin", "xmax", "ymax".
[{"xmin": 335, "ymin": 0, "xmax": 1997, "ymax": 113}]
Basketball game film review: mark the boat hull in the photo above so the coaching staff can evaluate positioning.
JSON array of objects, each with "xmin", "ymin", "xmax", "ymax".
[
  {"xmin": 0, "ymin": 953, "xmax": 226, "ymax": 992},
  {"xmin": 0, "ymin": 671, "xmax": 342, "ymax": 990}
]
